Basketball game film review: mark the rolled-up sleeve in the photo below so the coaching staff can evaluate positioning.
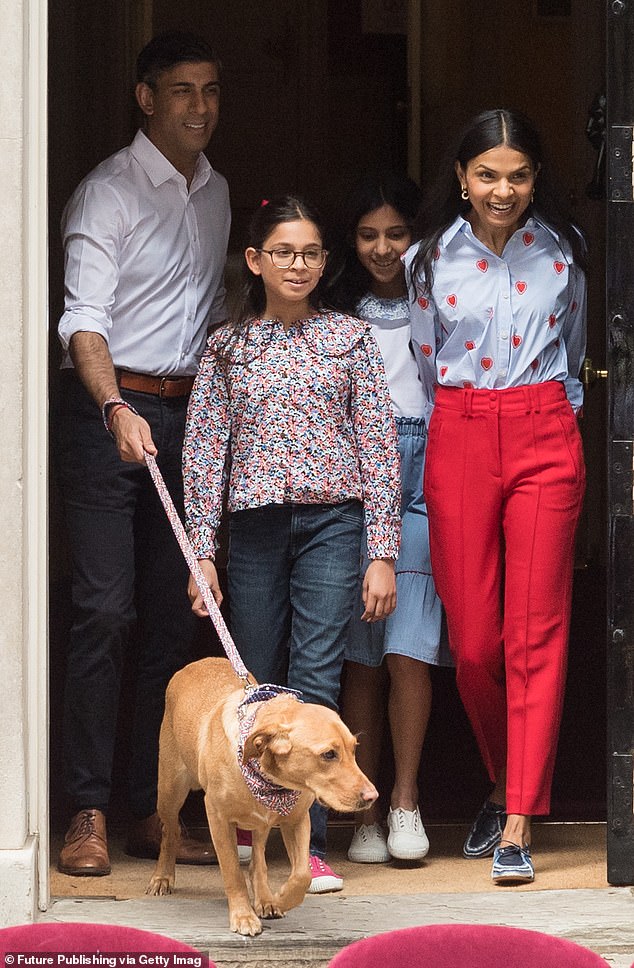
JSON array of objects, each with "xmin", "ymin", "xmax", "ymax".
[{"xmin": 58, "ymin": 182, "xmax": 126, "ymax": 351}]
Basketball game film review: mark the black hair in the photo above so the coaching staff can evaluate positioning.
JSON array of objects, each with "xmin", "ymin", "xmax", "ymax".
[
  {"xmin": 218, "ymin": 194, "xmax": 326, "ymax": 363},
  {"xmin": 324, "ymin": 171, "xmax": 422, "ymax": 314},
  {"xmin": 136, "ymin": 31, "xmax": 221, "ymax": 88},
  {"xmin": 410, "ymin": 108, "xmax": 587, "ymax": 294}
]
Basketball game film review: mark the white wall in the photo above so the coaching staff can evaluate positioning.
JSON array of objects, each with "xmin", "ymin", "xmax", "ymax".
[{"xmin": 0, "ymin": 0, "xmax": 48, "ymax": 924}]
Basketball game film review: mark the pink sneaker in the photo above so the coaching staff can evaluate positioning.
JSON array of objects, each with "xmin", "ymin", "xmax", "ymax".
[
  {"xmin": 307, "ymin": 855, "xmax": 343, "ymax": 893},
  {"xmin": 236, "ymin": 828, "xmax": 252, "ymax": 864}
]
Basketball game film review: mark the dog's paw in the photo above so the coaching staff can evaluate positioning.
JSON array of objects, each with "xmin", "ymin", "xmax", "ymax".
[
  {"xmin": 145, "ymin": 875, "xmax": 173, "ymax": 896},
  {"xmin": 255, "ymin": 899, "xmax": 285, "ymax": 920},
  {"xmin": 229, "ymin": 909, "xmax": 262, "ymax": 936}
]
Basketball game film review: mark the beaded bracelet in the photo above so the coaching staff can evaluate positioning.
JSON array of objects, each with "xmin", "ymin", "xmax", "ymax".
[{"xmin": 101, "ymin": 396, "xmax": 139, "ymax": 434}]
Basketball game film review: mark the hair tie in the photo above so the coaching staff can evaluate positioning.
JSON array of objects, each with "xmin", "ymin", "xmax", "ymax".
[{"xmin": 260, "ymin": 199, "xmax": 269, "ymax": 207}]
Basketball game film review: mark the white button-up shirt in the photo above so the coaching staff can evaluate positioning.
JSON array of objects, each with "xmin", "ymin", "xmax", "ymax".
[
  {"xmin": 405, "ymin": 215, "xmax": 587, "ymax": 421},
  {"xmin": 58, "ymin": 130, "xmax": 231, "ymax": 376}
]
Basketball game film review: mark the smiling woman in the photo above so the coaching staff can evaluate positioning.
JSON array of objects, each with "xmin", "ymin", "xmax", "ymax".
[
  {"xmin": 456, "ymin": 145, "xmax": 538, "ymax": 256},
  {"xmin": 407, "ymin": 107, "xmax": 587, "ymax": 887}
]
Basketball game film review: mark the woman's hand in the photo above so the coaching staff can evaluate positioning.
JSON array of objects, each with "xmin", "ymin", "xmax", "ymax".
[
  {"xmin": 188, "ymin": 558, "xmax": 223, "ymax": 617},
  {"xmin": 361, "ymin": 558, "xmax": 396, "ymax": 622}
]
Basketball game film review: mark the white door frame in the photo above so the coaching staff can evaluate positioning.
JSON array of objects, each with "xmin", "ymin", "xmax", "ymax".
[{"xmin": 26, "ymin": 0, "xmax": 50, "ymax": 912}]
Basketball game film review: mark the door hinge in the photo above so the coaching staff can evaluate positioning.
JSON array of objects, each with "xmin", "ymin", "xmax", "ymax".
[{"xmin": 609, "ymin": 125, "xmax": 634, "ymax": 202}]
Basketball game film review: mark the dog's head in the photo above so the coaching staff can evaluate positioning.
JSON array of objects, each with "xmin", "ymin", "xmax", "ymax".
[{"xmin": 242, "ymin": 696, "xmax": 377, "ymax": 813}]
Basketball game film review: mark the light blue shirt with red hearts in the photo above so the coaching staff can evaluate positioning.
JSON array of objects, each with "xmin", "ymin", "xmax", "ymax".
[{"xmin": 405, "ymin": 214, "xmax": 586, "ymax": 422}]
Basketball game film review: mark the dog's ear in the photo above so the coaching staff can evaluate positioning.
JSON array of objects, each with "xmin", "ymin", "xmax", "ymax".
[{"xmin": 243, "ymin": 726, "xmax": 292, "ymax": 761}]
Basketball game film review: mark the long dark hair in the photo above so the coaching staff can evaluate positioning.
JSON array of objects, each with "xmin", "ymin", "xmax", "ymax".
[
  {"xmin": 217, "ymin": 194, "xmax": 326, "ymax": 363},
  {"xmin": 325, "ymin": 171, "xmax": 422, "ymax": 314},
  {"xmin": 411, "ymin": 108, "xmax": 587, "ymax": 294}
]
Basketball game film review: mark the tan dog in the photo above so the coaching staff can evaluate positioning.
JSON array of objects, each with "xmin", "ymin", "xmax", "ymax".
[{"xmin": 146, "ymin": 657, "xmax": 377, "ymax": 935}]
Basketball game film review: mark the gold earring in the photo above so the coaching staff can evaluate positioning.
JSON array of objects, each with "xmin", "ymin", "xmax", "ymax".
[
  {"xmin": 461, "ymin": 187, "xmax": 469, "ymax": 200},
  {"xmin": 531, "ymin": 189, "xmax": 535, "ymax": 203}
]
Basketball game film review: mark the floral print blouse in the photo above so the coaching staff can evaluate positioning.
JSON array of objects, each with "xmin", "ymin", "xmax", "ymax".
[{"xmin": 183, "ymin": 311, "xmax": 401, "ymax": 562}]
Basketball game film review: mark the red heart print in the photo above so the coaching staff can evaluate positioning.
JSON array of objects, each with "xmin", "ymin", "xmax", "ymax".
[
  {"xmin": 523, "ymin": 232, "xmax": 534, "ymax": 246},
  {"xmin": 512, "ymin": 334, "xmax": 522, "ymax": 348},
  {"xmin": 463, "ymin": 381, "xmax": 474, "ymax": 389},
  {"xmin": 446, "ymin": 294, "xmax": 457, "ymax": 307},
  {"xmin": 417, "ymin": 296, "xmax": 429, "ymax": 309},
  {"xmin": 571, "ymin": 300, "xmax": 578, "ymax": 312},
  {"xmin": 434, "ymin": 247, "xmax": 440, "ymax": 260},
  {"xmin": 440, "ymin": 366, "xmax": 448, "ymax": 378},
  {"xmin": 554, "ymin": 261, "xmax": 565, "ymax": 274},
  {"xmin": 480, "ymin": 357, "xmax": 493, "ymax": 370},
  {"xmin": 548, "ymin": 314, "xmax": 556, "ymax": 328},
  {"xmin": 531, "ymin": 358, "xmax": 539, "ymax": 370},
  {"xmin": 515, "ymin": 281, "xmax": 527, "ymax": 294},
  {"xmin": 555, "ymin": 338, "xmax": 561, "ymax": 348},
  {"xmin": 465, "ymin": 340, "xmax": 476, "ymax": 351},
  {"xmin": 476, "ymin": 259, "xmax": 488, "ymax": 272},
  {"xmin": 421, "ymin": 343, "xmax": 433, "ymax": 357}
]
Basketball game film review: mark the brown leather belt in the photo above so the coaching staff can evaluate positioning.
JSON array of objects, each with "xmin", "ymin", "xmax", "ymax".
[{"xmin": 117, "ymin": 370, "xmax": 195, "ymax": 398}]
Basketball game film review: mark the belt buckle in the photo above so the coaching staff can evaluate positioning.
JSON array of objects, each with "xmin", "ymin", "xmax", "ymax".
[{"xmin": 159, "ymin": 376, "xmax": 168, "ymax": 397}]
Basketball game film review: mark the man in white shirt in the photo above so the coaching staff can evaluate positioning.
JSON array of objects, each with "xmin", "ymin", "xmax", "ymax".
[{"xmin": 54, "ymin": 31, "xmax": 231, "ymax": 876}]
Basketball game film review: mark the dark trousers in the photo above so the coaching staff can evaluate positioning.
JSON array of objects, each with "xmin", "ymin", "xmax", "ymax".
[{"xmin": 53, "ymin": 373, "xmax": 196, "ymax": 819}]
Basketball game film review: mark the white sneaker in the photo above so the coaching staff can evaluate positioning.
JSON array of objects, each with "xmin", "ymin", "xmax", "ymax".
[
  {"xmin": 347, "ymin": 823, "xmax": 390, "ymax": 863},
  {"xmin": 387, "ymin": 806, "xmax": 429, "ymax": 860}
]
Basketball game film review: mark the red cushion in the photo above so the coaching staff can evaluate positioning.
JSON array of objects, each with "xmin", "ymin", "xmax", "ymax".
[
  {"xmin": 328, "ymin": 924, "xmax": 610, "ymax": 968},
  {"xmin": 0, "ymin": 923, "xmax": 212, "ymax": 966}
]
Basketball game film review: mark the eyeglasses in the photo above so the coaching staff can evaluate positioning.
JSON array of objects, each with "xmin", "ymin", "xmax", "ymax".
[{"xmin": 258, "ymin": 247, "xmax": 327, "ymax": 269}]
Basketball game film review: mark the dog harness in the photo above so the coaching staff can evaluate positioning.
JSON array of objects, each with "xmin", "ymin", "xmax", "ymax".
[{"xmin": 237, "ymin": 684, "xmax": 304, "ymax": 816}]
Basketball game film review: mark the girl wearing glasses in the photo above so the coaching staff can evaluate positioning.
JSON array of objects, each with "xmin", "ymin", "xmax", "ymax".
[
  {"xmin": 326, "ymin": 172, "xmax": 449, "ymax": 868},
  {"xmin": 182, "ymin": 194, "xmax": 401, "ymax": 894}
]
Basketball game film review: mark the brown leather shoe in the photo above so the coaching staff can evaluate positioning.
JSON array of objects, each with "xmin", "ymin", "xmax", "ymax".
[
  {"xmin": 125, "ymin": 811, "xmax": 217, "ymax": 865},
  {"xmin": 58, "ymin": 808, "xmax": 111, "ymax": 876}
]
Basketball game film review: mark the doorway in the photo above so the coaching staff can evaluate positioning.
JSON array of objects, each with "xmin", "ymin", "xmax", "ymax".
[{"xmin": 47, "ymin": 0, "xmax": 611, "ymax": 888}]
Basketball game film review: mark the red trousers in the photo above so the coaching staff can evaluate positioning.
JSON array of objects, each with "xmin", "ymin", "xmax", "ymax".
[{"xmin": 424, "ymin": 382, "xmax": 585, "ymax": 815}]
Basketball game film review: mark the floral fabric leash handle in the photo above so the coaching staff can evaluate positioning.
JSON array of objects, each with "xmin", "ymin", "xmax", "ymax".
[{"xmin": 144, "ymin": 451, "xmax": 251, "ymax": 684}]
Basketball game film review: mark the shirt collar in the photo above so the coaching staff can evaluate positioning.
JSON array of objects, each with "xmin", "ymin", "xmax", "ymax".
[
  {"xmin": 440, "ymin": 213, "xmax": 569, "ymax": 261},
  {"xmin": 131, "ymin": 129, "xmax": 212, "ymax": 191}
]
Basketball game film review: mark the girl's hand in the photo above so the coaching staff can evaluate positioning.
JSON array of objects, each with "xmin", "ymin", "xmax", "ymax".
[
  {"xmin": 361, "ymin": 559, "xmax": 396, "ymax": 622},
  {"xmin": 188, "ymin": 558, "xmax": 223, "ymax": 617}
]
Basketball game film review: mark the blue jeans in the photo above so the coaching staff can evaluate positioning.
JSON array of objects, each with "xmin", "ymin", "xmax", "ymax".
[{"xmin": 228, "ymin": 500, "xmax": 363, "ymax": 856}]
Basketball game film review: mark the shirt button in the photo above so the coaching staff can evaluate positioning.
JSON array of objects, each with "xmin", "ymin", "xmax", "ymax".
[
  {"xmin": 503, "ymin": 294, "xmax": 510, "ymax": 300},
  {"xmin": 501, "ymin": 331, "xmax": 509, "ymax": 340}
]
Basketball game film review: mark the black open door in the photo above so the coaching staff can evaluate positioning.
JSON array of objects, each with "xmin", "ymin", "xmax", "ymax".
[{"xmin": 607, "ymin": 0, "xmax": 634, "ymax": 886}]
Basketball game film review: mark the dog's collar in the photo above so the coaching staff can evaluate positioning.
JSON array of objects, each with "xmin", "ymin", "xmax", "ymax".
[{"xmin": 237, "ymin": 684, "xmax": 304, "ymax": 816}]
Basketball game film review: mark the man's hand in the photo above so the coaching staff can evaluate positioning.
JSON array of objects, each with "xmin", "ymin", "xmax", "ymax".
[
  {"xmin": 188, "ymin": 558, "xmax": 223, "ymax": 617},
  {"xmin": 109, "ymin": 406, "xmax": 157, "ymax": 463},
  {"xmin": 361, "ymin": 558, "xmax": 396, "ymax": 622},
  {"xmin": 69, "ymin": 331, "xmax": 158, "ymax": 463}
]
